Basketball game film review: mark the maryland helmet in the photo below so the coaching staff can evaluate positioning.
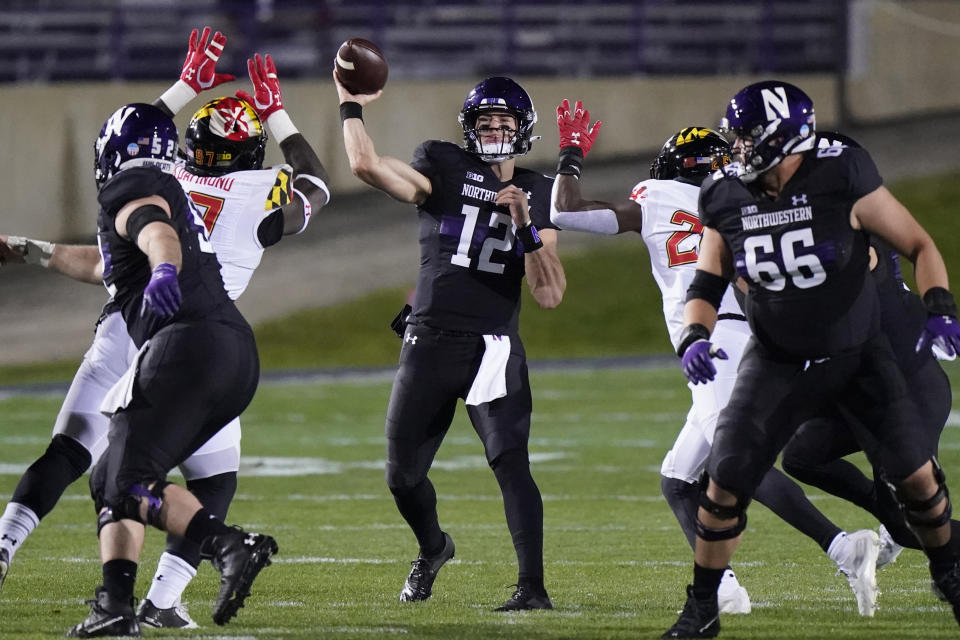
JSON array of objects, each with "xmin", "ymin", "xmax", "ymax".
[
  {"xmin": 719, "ymin": 80, "xmax": 816, "ymax": 182},
  {"xmin": 458, "ymin": 76, "xmax": 538, "ymax": 163},
  {"xmin": 650, "ymin": 127, "xmax": 731, "ymax": 181},
  {"xmin": 184, "ymin": 96, "xmax": 267, "ymax": 176},
  {"xmin": 94, "ymin": 103, "xmax": 178, "ymax": 188}
]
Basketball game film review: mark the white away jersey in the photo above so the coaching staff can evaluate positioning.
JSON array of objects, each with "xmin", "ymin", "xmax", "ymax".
[
  {"xmin": 175, "ymin": 164, "xmax": 292, "ymax": 300},
  {"xmin": 629, "ymin": 178, "xmax": 742, "ymax": 351}
]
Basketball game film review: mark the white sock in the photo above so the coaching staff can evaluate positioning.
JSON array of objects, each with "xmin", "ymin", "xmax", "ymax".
[
  {"xmin": 144, "ymin": 552, "xmax": 197, "ymax": 608},
  {"xmin": 0, "ymin": 502, "xmax": 40, "ymax": 561},
  {"xmin": 827, "ymin": 531, "xmax": 848, "ymax": 564}
]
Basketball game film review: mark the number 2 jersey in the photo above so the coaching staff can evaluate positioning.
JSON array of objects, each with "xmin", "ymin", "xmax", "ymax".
[
  {"xmin": 628, "ymin": 178, "xmax": 744, "ymax": 353},
  {"xmin": 699, "ymin": 145, "xmax": 883, "ymax": 359},
  {"xmin": 96, "ymin": 166, "xmax": 250, "ymax": 347},
  {"xmin": 407, "ymin": 140, "xmax": 557, "ymax": 335}
]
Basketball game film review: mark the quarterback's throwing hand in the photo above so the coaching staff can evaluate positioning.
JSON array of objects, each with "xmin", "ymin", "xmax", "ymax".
[
  {"xmin": 681, "ymin": 340, "xmax": 728, "ymax": 385},
  {"xmin": 556, "ymin": 99, "xmax": 602, "ymax": 156},
  {"xmin": 179, "ymin": 27, "xmax": 234, "ymax": 93}
]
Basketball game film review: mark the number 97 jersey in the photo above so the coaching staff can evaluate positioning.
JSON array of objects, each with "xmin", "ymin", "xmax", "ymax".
[
  {"xmin": 699, "ymin": 144, "xmax": 884, "ymax": 359},
  {"xmin": 407, "ymin": 140, "xmax": 557, "ymax": 335}
]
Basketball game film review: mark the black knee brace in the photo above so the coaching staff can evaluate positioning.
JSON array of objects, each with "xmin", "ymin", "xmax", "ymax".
[
  {"xmin": 695, "ymin": 472, "xmax": 750, "ymax": 541},
  {"xmin": 893, "ymin": 458, "xmax": 953, "ymax": 529},
  {"xmin": 99, "ymin": 480, "xmax": 169, "ymax": 532}
]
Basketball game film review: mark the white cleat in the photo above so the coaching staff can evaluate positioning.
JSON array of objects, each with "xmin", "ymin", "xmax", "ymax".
[
  {"xmin": 833, "ymin": 529, "xmax": 881, "ymax": 616},
  {"xmin": 876, "ymin": 524, "xmax": 904, "ymax": 570},
  {"xmin": 717, "ymin": 568, "xmax": 751, "ymax": 614}
]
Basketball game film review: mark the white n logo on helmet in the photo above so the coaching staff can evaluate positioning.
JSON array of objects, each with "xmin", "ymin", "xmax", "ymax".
[
  {"xmin": 104, "ymin": 106, "xmax": 136, "ymax": 139},
  {"xmin": 760, "ymin": 87, "xmax": 790, "ymax": 121}
]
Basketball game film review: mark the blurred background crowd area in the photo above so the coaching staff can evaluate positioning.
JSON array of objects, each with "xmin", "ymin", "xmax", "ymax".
[{"xmin": 1, "ymin": 0, "xmax": 960, "ymax": 368}]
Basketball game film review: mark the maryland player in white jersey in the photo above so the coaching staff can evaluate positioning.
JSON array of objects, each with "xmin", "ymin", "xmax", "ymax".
[
  {"xmin": 550, "ymin": 103, "xmax": 882, "ymax": 617},
  {"xmin": 0, "ymin": 29, "xmax": 328, "ymax": 631}
]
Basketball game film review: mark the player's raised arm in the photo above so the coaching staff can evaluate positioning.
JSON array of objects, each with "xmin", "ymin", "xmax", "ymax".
[
  {"xmin": 333, "ymin": 71, "xmax": 432, "ymax": 205},
  {"xmin": 154, "ymin": 26, "xmax": 235, "ymax": 117},
  {"xmin": 548, "ymin": 99, "xmax": 642, "ymax": 234},
  {"xmin": 238, "ymin": 53, "xmax": 330, "ymax": 235}
]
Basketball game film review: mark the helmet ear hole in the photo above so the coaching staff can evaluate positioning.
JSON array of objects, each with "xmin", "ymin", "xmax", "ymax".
[{"xmin": 184, "ymin": 97, "xmax": 267, "ymax": 176}]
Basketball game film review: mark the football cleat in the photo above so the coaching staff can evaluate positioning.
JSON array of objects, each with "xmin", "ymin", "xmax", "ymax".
[
  {"xmin": 136, "ymin": 598, "xmax": 199, "ymax": 629},
  {"xmin": 717, "ymin": 569, "xmax": 751, "ymax": 614},
  {"xmin": 932, "ymin": 562, "xmax": 960, "ymax": 625},
  {"xmin": 876, "ymin": 524, "xmax": 904, "ymax": 570},
  {"xmin": 0, "ymin": 547, "xmax": 9, "ymax": 591},
  {"xmin": 833, "ymin": 529, "xmax": 880, "ymax": 616},
  {"xmin": 66, "ymin": 586, "xmax": 141, "ymax": 638},
  {"xmin": 200, "ymin": 527, "xmax": 278, "ymax": 626},
  {"xmin": 399, "ymin": 531, "xmax": 455, "ymax": 602},
  {"xmin": 494, "ymin": 584, "xmax": 553, "ymax": 611},
  {"xmin": 662, "ymin": 584, "xmax": 720, "ymax": 639}
]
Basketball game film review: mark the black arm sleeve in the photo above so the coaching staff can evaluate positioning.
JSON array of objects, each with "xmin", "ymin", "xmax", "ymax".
[
  {"xmin": 257, "ymin": 209, "xmax": 285, "ymax": 248},
  {"xmin": 127, "ymin": 204, "xmax": 174, "ymax": 245},
  {"xmin": 686, "ymin": 269, "xmax": 729, "ymax": 310}
]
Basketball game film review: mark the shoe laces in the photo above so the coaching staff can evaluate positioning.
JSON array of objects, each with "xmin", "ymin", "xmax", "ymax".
[{"xmin": 406, "ymin": 558, "xmax": 431, "ymax": 593}]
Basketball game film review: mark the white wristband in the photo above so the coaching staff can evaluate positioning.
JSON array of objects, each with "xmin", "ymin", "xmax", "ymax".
[
  {"xmin": 266, "ymin": 109, "xmax": 299, "ymax": 143},
  {"xmin": 7, "ymin": 236, "xmax": 55, "ymax": 267},
  {"xmin": 157, "ymin": 80, "xmax": 198, "ymax": 116}
]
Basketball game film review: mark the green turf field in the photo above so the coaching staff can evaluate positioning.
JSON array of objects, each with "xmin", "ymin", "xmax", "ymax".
[{"xmin": 1, "ymin": 364, "xmax": 960, "ymax": 639}]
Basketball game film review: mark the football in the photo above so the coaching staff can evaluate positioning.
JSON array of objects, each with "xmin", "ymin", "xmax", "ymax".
[{"xmin": 335, "ymin": 38, "xmax": 388, "ymax": 95}]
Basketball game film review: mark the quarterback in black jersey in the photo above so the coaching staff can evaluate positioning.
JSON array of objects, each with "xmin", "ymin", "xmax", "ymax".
[
  {"xmin": 335, "ymin": 73, "xmax": 565, "ymax": 610},
  {"xmin": 664, "ymin": 81, "xmax": 960, "ymax": 639},
  {"xmin": 68, "ymin": 103, "xmax": 276, "ymax": 637}
]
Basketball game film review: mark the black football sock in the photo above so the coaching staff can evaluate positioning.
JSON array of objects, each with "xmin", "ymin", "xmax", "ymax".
[
  {"xmin": 102, "ymin": 559, "xmax": 137, "ymax": 602},
  {"xmin": 692, "ymin": 563, "xmax": 724, "ymax": 601},
  {"xmin": 661, "ymin": 476, "xmax": 700, "ymax": 552},
  {"xmin": 754, "ymin": 467, "xmax": 843, "ymax": 552},
  {"xmin": 183, "ymin": 508, "xmax": 233, "ymax": 546},
  {"xmin": 492, "ymin": 449, "xmax": 544, "ymax": 590}
]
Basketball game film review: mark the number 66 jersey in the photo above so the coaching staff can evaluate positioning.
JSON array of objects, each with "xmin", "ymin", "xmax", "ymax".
[{"xmin": 698, "ymin": 144, "xmax": 884, "ymax": 359}]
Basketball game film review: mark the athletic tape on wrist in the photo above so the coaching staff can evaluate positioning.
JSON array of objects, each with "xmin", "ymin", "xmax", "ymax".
[
  {"xmin": 267, "ymin": 109, "xmax": 298, "ymax": 144},
  {"xmin": 6, "ymin": 235, "xmax": 55, "ymax": 268},
  {"xmin": 157, "ymin": 80, "xmax": 198, "ymax": 116}
]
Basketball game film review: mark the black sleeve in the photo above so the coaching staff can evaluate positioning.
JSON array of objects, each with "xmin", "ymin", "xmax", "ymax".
[
  {"xmin": 410, "ymin": 140, "xmax": 442, "ymax": 184},
  {"xmin": 257, "ymin": 209, "xmax": 285, "ymax": 248},
  {"xmin": 845, "ymin": 147, "xmax": 883, "ymax": 199},
  {"xmin": 530, "ymin": 174, "xmax": 559, "ymax": 231},
  {"xmin": 96, "ymin": 168, "xmax": 184, "ymax": 235}
]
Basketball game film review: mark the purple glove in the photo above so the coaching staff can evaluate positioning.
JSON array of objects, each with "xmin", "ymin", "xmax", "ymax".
[
  {"xmin": 916, "ymin": 314, "xmax": 960, "ymax": 356},
  {"xmin": 142, "ymin": 262, "xmax": 181, "ymax": 317},
  {"xmin": 681, "ymin": 340, "xmax": 728, "ymax": 385}
]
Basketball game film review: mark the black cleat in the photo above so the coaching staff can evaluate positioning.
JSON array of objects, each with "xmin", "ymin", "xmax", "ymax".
[
  {"xmin": 66, "ymin": 586, "xmax": 141, "ymax": 638},
  {"xmin": 662, "ymin": 585, "xmax": 720, "ymax": 639},
  {"xmin": 494, "ymin": 584, "xmax": 554, "ymax": 611},
  {"xmin": 0, "ymin": 548, "xmax": 8, "ymax": 591},
  {"xmin": 136, "ymin": 598, "xmax": 199, "ymax": 629},
  {"xmin": 932, "ymin": 562, "xmax": 960, "ymax": 626},
  {"xmin": 399, "ymin": 532, "xmax": 455, "ymax": 602},
  {"xmin": 200, "ymin": 527, "xmax": 278, "ymax": 626}
]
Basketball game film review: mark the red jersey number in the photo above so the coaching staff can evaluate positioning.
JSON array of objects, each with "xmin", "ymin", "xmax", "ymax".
[{"xmin": 666, "ymin": 210, "xmax": 703, "ymax": 267}]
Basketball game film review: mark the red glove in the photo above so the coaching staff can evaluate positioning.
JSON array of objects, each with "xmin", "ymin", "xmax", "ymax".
[
  {"xmin": 179, "ymin": 27, "xmax": 234, "ymax": 92},
  {"xmin": 236, "ymin": 54, "xmax": 284, "ymax": 121},
  {"xmin": 556, "ymin": 99, "xmax": 602, "ymax": 157}
]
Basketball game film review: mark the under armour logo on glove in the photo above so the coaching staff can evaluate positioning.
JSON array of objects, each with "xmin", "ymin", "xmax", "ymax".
[
  {"xmin": 179, "ymin": 27, "xmax": 234, "ymax": 93},
  {"xmin": 556, "ymin": 98, "xmax": 602, "ymax": 157},
  {"xmin": 141, "ymin": 262, "xmax": 182, "ymax": 318},
  {"xmin": 916, "ymin": 314, "xmax": 960, "ymax": 356},
  {"xmin": 681, "ymin": 340, "xmax": 728, "ymax": 385},
  {"xmin": 236, "ymin": 53, "xmax": 285, "ymax": 121}
]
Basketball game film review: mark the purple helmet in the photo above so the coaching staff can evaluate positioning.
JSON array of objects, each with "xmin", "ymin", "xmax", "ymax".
[
  {"xmin": 719, "ymin": 80, "xmax": 816, "ymax": 182},
  {"xmin": 458, "ymin": 76, "xmax": 538, "ymax": 162},
  {"xmin": 94, "ymin": 103, "xmax": 178, "ymax": 188}
]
